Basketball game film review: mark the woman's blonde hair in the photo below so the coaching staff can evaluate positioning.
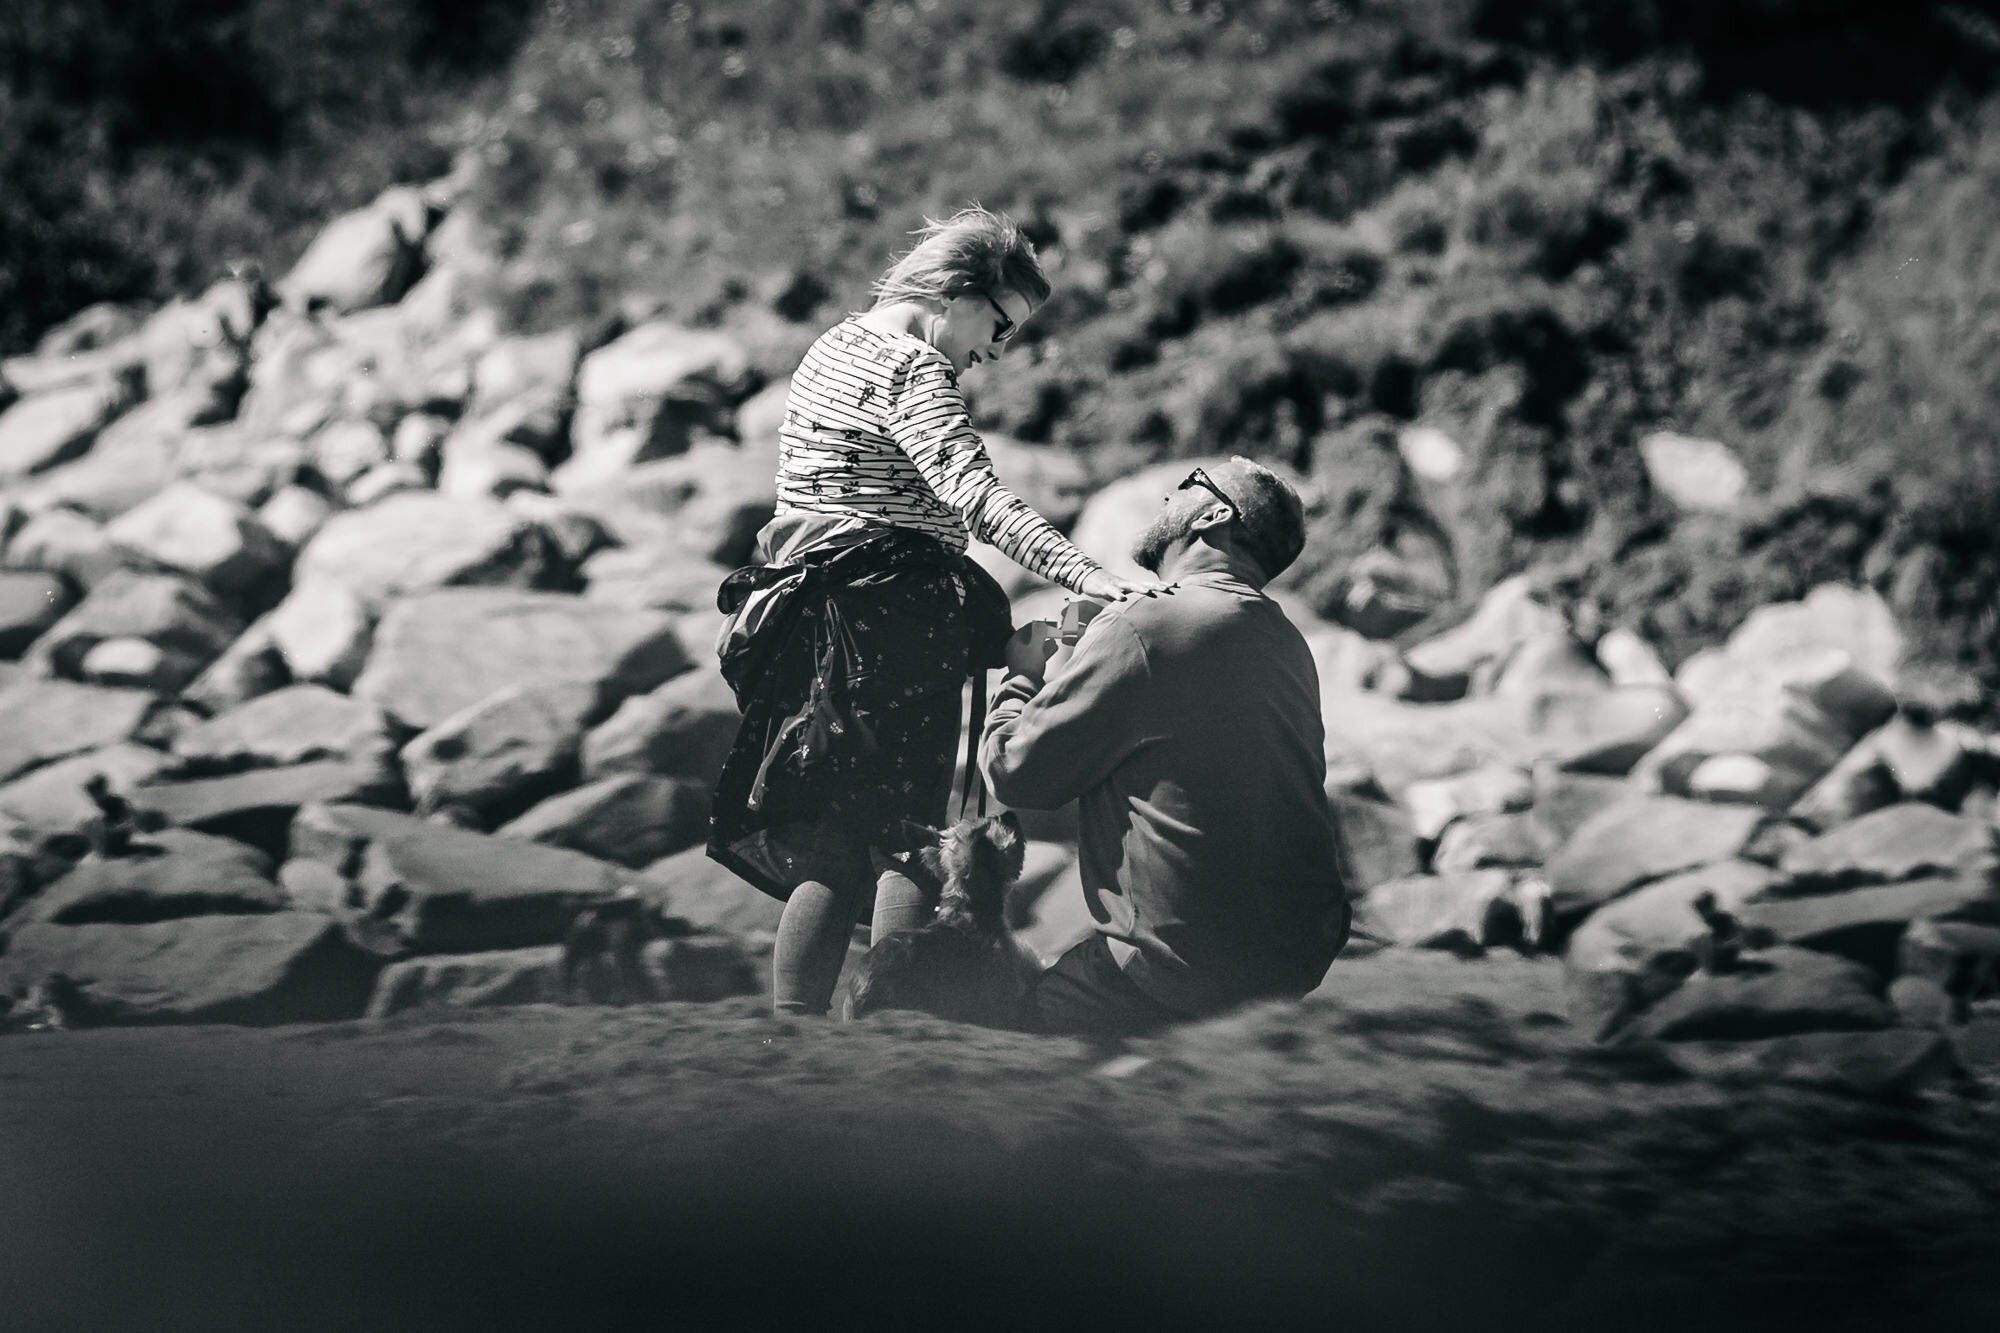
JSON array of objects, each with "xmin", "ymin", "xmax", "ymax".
[{"xmin": 870, "ymin": 206, "xmax": 1052, "ymax": 311}]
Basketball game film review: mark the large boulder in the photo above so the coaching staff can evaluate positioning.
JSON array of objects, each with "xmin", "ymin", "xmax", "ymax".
[
  {"xmin": 0, "ymin": 679, "xmax": 160, "ymax": 786},
  {"xmin": 263, "ymin": 578, "xmax": 373, "ymax": 690},
  {"xmin": 177, "ymin": 623, "xmax": 289, "ymax": 716},
  {"xmin": 1432, "ymin": 812, "xmax": 1546, "ymax": 873},
  {"xmin": 580, "ymin": 546, "xmax": 732, "ymax": 615},
  {"xmin": 353, "ymin": 589, "xmax": 689, "ymax": 731},
  {"xmin": 0, "ymin": 743, "xmax": 170, "ymax": 839},
  {"xmin": 1563, "ymin": 859, "xmax": 1787, "ymax": 1040},
  {"xmin": 436, "ymin": 439, "xmax": 549, "ymax": 500},
  {"xmin": 257, "ymin": 484, "xmax": 335, "ymax": 551},
  {"xmin": 579, "ymin": 666, "xmax": 739, "ymax": 786},
  {"xmin": 0, "ymin": 370, "xmax": 142, "ymax": 479},
  {"xmin": 25, "ymin": 571, "xmax": 243, "ymax": 692},
  {"xmin": 1636, "ymin": 431, "xmax": 1750, "ymax": 514},
  {"xmin": 1778, "ymin": 802, "xmax": 1998, "ymax": 893},
  {"xmin": 12, "ymin": 828, "xmax": 281, "ymax": 926},
  {"xmin": 0, "ymin": 570, "xmax": 73, "ymax": 658},
  {"xmin": 1740, "ymin": 876, "xmax": 2000, "ymax": 978},
  {"xmin": 293, "ymin": 492, "xmax": 562, "ymax": 615},
  {"xmin": 450, "ymin": 330, "xmax": 582, "ymax": 463},
  {"xmin": 132, "ymin": 760, "xmax": 404, "ymax": 859},
  {"xmin": 1, "ymin": 506, "xmax": 129, "ymax": 589},
  {"xmin": 0, "ymin": 913, "xmax": 381, "ymax": 1025},
  {"xmin": 288, "ymin": 803, "xmax": 626, "ymax": 955},
  {"xmin": 497, "ymin": 774, "xmax": 710, "ymax": 869},
  {"xmin": 399, "ymin": 680, "xmax": 607, "ymax": 818},
  {"xmin": 1545, "ymin": 795, "xmax": 1769, "ymax": 921},
  {"xmin": 170, "ymin": 685, "xmax": 395, "ymax": 772},
  {"xmin": 363, "ymin": 945, "xmax": 561, "ymax": 1016},
  {"xmin": 1623, "ymin": 945, "xmax": 1894, "ymax": 1042},
  {"xmin": 1527, "ymin": 763, "xmax": 1631, "ymax": 849},
  {"xmin": 635, "ymin": 844, "xmax": 784, "ymax": 941},
  {"xmin": 1403, "ymin": 575, "xmax": 1568, "ymax": 686},
  {"xmin": 563, "ymin": 322, "xmax": 756, "ymax": 487},
  {"xmin": 1401, "ymin": 764, "xmax": 1532, "ymax": 843},
  {"xmin": 105, "ymin": 482, "xmax": 288, "ymax": 602},
  {"xmin": 1351, "ymin": 870, "xmax": 1519, "ymax": 951},
  {"xmin": 1634, "ymin": 586, "xmax": 1902, "ymax": 804},
  {"xmin": 277, "ymin": 184, "xmax": 437, "ymax": 316},
  {"xmin": 556, "ymin": 442, "xmax": 775, "ymax": 567},
  {"xmin": 16, "ymin": 401, "xmax": 191, "ymax": 522}
]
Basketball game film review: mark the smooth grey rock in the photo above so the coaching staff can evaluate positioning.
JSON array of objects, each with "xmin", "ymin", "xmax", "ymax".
[
  {"xmin": 132, "ymin": 760, "xmax": 403, "ymax": 855},
  {"xmin": 1, "ymin": 506, "xmax": 129, "ymax": 589},
  {"xmin": 1432, "ymin": 811, "xmax": 1546, "ymax": 873},
  {"xmin": 1626, "ymin": 945, "xmax": 1893, "ymax": 1042},
  {"xmin": 1740, "ymin": 876, "xmax": 2000, "ymax": 978},
  {"xmin": 0, "ymin": 680, "xmax": 159, "ymax": 785},
  {"xmin": 1546, "ymin": 796, "xmax": 1767, "ymax": 921},
  {"xmin": 0, "ymin": 570, "xmax": 73, "ymax": 658},
  {"xmin": 580, "ymin": 666, "xmax": 737, "ymax": 786},
  {"xmin": 354, "ymin": 589, "xmax": 688, "ymax": 731},
  {"xmin": 26, "ymin": 570, "xmax": 243, "ymax": 692},
  {"xmin": 0, "ymin": 912, "xmax": 381, "ymax": 1025},
  {"xmin": 104, "ymin": 482, "xmax": 288, "ymax": 601},
  {"xmin": 400, "ymin": 680, "xmax": 605, "ymax": 817},
  {"xmin": 264, "ymin": 579, "xmax": 372, "ymax": 690},
  {"xmin": 1779, "ymin": 802, "xmax": 1998, "ymax": 892},
  {"xmin": 0, "ymin": 371, "xmax": 140, "ymax": 479},
  {"xmin": 1353, "ymin": 870, "xmax": 1517, "ymax": 951},
  {"xmin": 17, "ymin": 828, "xmax": 280, "ymax": 926},
  {"xmin": 277, "ymin": 184, "xmax": 434, "ymax": 315},
  {"xmin": 0, "ymin": 743, "xmax": 171, "ymax": 839},
  {"xmin": 171, "ymin": 685, "xmax": 394, "ymax": 772},
  {"xmin": 294, "ymin": 492, "xmax": 560, "ymax": 614},
  {"xmin": 288, "ymin": 802, "xmax": 626, "ymax": 955},
  {"xmin": 636, "ymin": 843, "xmax": 784, "ymax": 941},
  {"xmin": 498, "ymin": 774, "xmax": 710, "ymax": 869}
]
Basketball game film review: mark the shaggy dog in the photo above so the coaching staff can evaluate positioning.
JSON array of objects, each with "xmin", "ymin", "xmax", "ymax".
[{"xmin": 845, "ymin": 812, "xmax": 1037, "ymax": 1029}]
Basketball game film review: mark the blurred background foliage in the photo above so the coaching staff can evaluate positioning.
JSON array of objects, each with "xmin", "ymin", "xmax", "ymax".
[{"xmin": 3, "ymin": 0, "xmax": 1998, "ymax": 690}]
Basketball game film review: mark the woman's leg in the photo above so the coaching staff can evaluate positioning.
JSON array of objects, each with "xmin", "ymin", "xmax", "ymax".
[
  {"xmin": 868, "ymin": 853, "xmax": 939, "ymax": 944},
  {"xmin": 773, "ymin": 879, "xmax": 866, "ymax": 1015},
  {"xmin": 769, "ymin": 822, "xmax": 872, "ymax": 1016}
]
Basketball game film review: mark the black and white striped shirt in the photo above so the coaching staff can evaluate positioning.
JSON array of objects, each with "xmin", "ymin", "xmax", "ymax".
[{"xmin": 773, "ymin": 319, "xmax": 1100, "ymax": 593}]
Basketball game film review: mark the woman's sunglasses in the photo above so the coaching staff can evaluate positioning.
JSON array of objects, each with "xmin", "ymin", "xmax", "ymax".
[{"xmin": 980, "ymin": 290, "xmax": 1018, "ymax": 344}]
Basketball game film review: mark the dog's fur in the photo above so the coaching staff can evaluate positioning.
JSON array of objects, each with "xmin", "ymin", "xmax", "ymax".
[{"xmin": 845, "ymin": 813, "xmax": 1038, "ymax": 1029}]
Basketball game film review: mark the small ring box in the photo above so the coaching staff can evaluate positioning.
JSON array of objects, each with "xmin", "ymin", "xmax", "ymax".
[{"xmin": 1057, "ymin": 598, "xmax": 1104, "ymax": 646}]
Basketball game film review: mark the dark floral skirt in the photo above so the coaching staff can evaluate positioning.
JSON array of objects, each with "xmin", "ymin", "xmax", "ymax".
[{"xmin": 710, "ymin": 544, "xmax": 986, "ymax": 900}]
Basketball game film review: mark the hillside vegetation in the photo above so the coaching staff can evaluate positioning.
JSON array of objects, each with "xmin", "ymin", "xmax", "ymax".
[{"xmin": 4, "ymin": 0, "xmax": 1998, "ymax": 695}]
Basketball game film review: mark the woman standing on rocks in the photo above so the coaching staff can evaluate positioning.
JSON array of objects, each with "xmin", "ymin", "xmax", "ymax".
[{"xmin": 710, "ymin": 206, "xmax": 1156, "ymax": 1017}]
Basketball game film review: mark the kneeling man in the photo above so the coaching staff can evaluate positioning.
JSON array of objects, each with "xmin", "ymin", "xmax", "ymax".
[{"xmin": 980, "ymin": 458, "xmax": 1350, "ymax": 1036}]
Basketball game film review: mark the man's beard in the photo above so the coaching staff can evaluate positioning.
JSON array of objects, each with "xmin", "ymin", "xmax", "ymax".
[{"xmin": 1131, "ymin": 507, "xmax": 1196, "ymax": 574}]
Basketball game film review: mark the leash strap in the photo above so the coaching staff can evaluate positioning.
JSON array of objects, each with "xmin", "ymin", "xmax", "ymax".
[{"xmin": 958, "ymin": 667, "xmax": 988, "ymax": 820}]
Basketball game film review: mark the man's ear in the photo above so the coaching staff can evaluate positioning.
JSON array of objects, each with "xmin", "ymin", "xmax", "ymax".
[{"xmin": 1188, "ymin": 501, "xmax": 1234, "ymax": 534}]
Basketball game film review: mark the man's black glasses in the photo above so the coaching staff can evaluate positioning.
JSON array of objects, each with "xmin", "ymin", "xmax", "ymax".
[
  {"xmin": 1176, "ymin": 466, "xmax": 1237, "ymax": 517},
  {"xmin": 981, "ymin": 290, "xmax": 1018, "ymax": 344}
]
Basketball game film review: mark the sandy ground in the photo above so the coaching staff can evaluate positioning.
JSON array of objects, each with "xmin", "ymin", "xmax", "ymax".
[{"xmin": 3, "ymin": 949, "xmax": 1998, "ymax": 1333}]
